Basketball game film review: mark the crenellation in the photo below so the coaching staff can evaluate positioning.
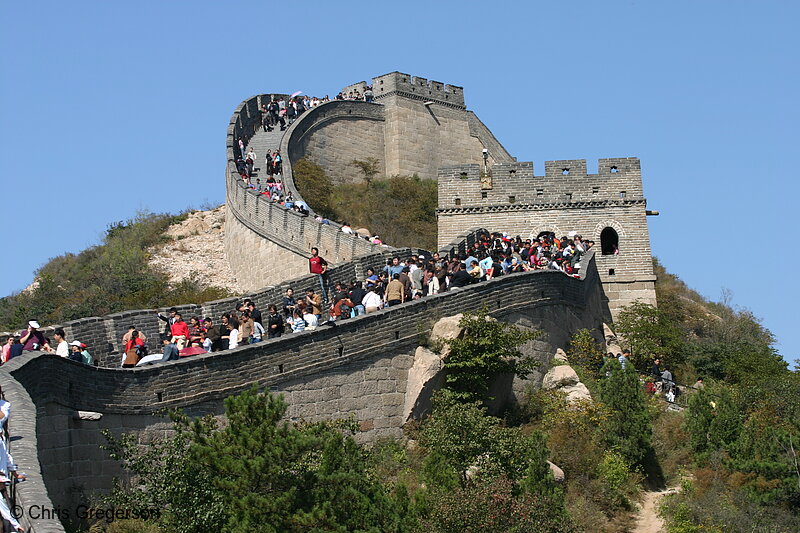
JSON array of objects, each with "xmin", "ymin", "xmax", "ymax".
[{"xmin": 372, "ymin": 71, "xmax": 466, "ymax": 107}]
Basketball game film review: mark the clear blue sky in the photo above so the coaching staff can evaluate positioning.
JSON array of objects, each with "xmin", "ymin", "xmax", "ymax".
[{"xmin": 1, "ymin": 1, "xmax": 797, "ymax": 362}]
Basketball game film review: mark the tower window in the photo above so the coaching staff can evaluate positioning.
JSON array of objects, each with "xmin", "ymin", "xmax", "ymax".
[
  {"xmin": 619, "ymin": 191, "xmax": 627, "ymax": 199},
  {"xmin": 601, "ymin": 227, "xmax": 619, "ymax": 255},
  {"xmin": 508, "ymin": 195, "xmax": 516, "ymax": 204},
  {"xmin": 454, "ymin": 198, "xmax": 461, "ymax": 206},
  {"xmin": 610, "ymin": 166, "xmax": 619, "ymax": 173},
  {"xmin": 481, "ymin": 192, "xmax": 488, "ymax": 199},
  {"xmin": 562, "ymin": 168, "xmax": 570, "ymax": 175}
]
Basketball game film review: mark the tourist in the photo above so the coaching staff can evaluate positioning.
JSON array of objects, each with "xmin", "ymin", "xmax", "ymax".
[
  {"xmin": 19, "ymin": 320, "xmax": 48, "ymax": 352},
  {"xmin": 123, "ymin": 330, "xmax": 145, "ymax": 368},
  {"xmin": 122, "ymin": 326, "xmax": 148, "ymax": 346},
  {"xmin": 252, "ymin": 319, "xmax": 265, "ymax": 343},
  {"xmin": 618, "ymin": 350, "xmax": 629, "ymax": 370},
  {"xmin": 203, "ymin": 318, "xmax": 222, "ymax": 351},
  {"xmin": 266, "ymin": 305, "xmax": 284, "ymax": 339},
  {"xmin": 224, "ymin": 317, "xmax": 240, "ymax": 349},
  {"xmin": 156, "ymin": 307, "xmax": 178, "ymax": 341},
  {"xmin": 1, "ymin": 337, "xmax": 12, "ymax": 363},
  {"xmin": 282, "ymin": 288, "xmax": 297, "ymax": 317},
  {"xmin": 160, "ymin": 338, "xmax": 180, "ymax": 362},
  {"xmin": 247, "ymin": 301, "xmax": 263, "ymax": 326},
  {"xmin": 290, "ymin": 309, "xmax": 306, "ymax": 333},
  {"xmin": 363, "ymin": 287, "xmax": 382, "ymax": 313},
  {"xmin": 202, "ymin": 332, "xmax": 213, "ymax": 352},
  {"xmin": 218, "ymin": 314, "xmax": 231, "ymax": 350},
  {"xmin": 385, "ymin": 273, "xmax": 405, "ymax": 307},
  {"xmin": 188, "ymin": 316, "xmax": 204, "ymax": 346},
  {"xmin": 5, "ymin": 336, "xmax": 23, "ymax": 362},
  {"xmin": 348, "ymin": 281, "xmax": 367, "ymax": 317},
  {"xmin": 305, "ymin": 288, "xmax": 323, "ymax": 321},
  {"xmin": 302, "ymin": 308, "xmax": 318, "ymax": 329},
  {"xmin": 239, "ymin": 310, "xmax": 254, "ymax": 345},
  {"xmin": 648, "ymin": 358, "xmax": 661, "ymax": 390},
  {"xmin": 170, "ymin": 313, "xmax": 189, "ymax": 350},
  {"xmin": 45, "ymin": 328, "xmax": 69, "ymax": 357},
  {"xmin": 69, "ymin": 341, "xmax": 93, "ymax": 365},
  {"xmin": 308, "ymin": 247, "xmax": 329, "ymax": 303}
]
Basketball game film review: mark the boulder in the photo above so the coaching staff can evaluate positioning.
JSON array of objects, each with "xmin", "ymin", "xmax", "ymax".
[
  {"xmin": 547, "ymin": 461, "xmax": 565, "ymax": 483},
  {"xmin": 542, "ymin": 365, "xmax": 580, "ymax": 390},
  {"xmin": 561, "ymin": 382, "xmax": 592, "ymax": 404},
  {"xmin": 429, "ymin": 314, "xmax": 464, "ymax": 356},
  {"xmin": 403, "ymin": 346, "xmax": 445, "ymax": 422},
  {"xmin": 356, "ymin": 227, "xmax": 371, "ymax": 237},
  {"xmin": 553, "ymin": 348, "xmax": 569, "ymax": 364}
]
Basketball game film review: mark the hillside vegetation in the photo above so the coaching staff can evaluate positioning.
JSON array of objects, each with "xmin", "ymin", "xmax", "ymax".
[
  {"xmin": 0, "ymin": 211, "xmax": 232, "ymax": 332},
  {"xmin": 293, "ymin": 158, "xmax": 438, "ymax": 251}
]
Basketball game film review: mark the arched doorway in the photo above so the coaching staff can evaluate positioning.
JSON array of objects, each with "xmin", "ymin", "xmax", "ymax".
[{"xmin": 600, "ymin": 227, "xmax": 619, "ymax": 255}]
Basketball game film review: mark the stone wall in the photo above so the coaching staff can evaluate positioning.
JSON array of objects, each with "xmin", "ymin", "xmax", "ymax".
[
  {"xmin": 437, "ymin": 159, "xmax": 656, "ymax": 319},
  {"xmin": 2, "ymin": 250, "xmax": 608, "ymax": 518},
  {"xmin": 285, "ymin": 101, "xmax": 386, "ymax": 184}
]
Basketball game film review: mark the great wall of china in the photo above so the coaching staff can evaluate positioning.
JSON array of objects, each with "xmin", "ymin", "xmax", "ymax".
[{"xmin": 0, "ymin": 71, "xmax": 656, "ymax": 532}]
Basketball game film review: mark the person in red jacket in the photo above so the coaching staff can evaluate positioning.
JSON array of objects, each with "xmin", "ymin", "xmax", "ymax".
[
  {"xmin": 308, "ymin": 247, "xmax": 329, "ymax": 305},
  {"xmin": 170, "ymin": 313, "xmax": 190, "ymax": 350}
]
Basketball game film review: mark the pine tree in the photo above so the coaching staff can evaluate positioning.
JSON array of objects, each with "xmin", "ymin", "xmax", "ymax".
[{"xmin": 598, "ymin": 359, "xmax": 653, "ymax": 467}]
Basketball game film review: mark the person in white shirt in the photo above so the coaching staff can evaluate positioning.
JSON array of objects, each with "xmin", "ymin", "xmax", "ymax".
[
  {"xmin": 341, "ymin": 223, "xmax": 354, "ymax": 234},
  {"xmin": 252, "ymin": 320, "xmax": 265, "ymax": 342},
  {"xmin": 227, "ymin": 318, "xmax": 240, "ymax": 350},
  {"xmin": 303, "ymin": 311, "xmax": 319, "ymax": 330},
  {"xmin": 362, "ymin": 289, "xmax": 382, "ymax": 313},
  {"xmin": 47, "ymin": 328, "xmax": 69, "ymax": 357}
]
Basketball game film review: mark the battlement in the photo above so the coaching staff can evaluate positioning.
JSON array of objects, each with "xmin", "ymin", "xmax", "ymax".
[
  {"xmin": 371, "ymin": 71, "xmax": 465, "ymax": 108},
  {"xmin": 438, "ymin": 158, "xmax": 644, "ymax": 210}
]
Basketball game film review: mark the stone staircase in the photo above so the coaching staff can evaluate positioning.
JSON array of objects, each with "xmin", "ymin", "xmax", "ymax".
[{"xmin": 245, "ymin": 123, "xmax": 286, "ymax": 183}]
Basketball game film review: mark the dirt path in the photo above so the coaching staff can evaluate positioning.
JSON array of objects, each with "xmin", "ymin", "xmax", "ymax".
[{"xmin": 632, "ymin": 487, "xmax": 679, "ymax": 533}]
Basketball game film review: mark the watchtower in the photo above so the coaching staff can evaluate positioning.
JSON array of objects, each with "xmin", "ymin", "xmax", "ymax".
[{"xmin": 437, "ymin": 158, "xmax": 657, "ymax": 319}]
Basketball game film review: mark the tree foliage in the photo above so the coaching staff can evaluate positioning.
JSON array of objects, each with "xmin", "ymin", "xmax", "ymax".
[
  {"xmin": 103, "ymin": 388, "xmax": 412, "ymax": 533},
  {"xmin": 567, "ymin": 328, "xmax": 605, "ymax": 376},
  {"xmin": 292, "ymin": 158, "xmax": 334, "ymax": 218},
  {"xmin": 598, "ymin": 358, "xmax": 653, "ymax": 467},
  {"xmin": 350, "ymin": 158, "xmax": 381, "ymax": 187},
  {"xmin": 614, "ymin": 301, "xmax": 684, "ymax": 370},
  {"xmin": 442, "ymin": 308, "xmax": 541, "ymax": 403}
]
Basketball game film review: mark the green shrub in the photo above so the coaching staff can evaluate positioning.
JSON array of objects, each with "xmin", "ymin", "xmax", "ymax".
[{"xmin": 292, "ymin": 158, "xmax": 334, "ymax": 217}]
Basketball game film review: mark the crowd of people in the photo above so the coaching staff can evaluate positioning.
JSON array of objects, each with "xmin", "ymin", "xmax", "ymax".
[
  {"xmin": 1, "ymin": 230, "xmax": 594, "ymax": 368},
  {"xmin": 2, "ymin": 320, "xmax": 93, "ymax": 365},
  {"xmin": 334, "ymin": 86, "xmax": 374, "ymax": 102}
]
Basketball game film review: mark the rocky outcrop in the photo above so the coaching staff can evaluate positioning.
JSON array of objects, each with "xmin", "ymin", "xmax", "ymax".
[
  {"xmin": 429, "ymin": 313, "xmax": 464, "ymax": 356},
  {"xmin": 542, "ymin": 365, "xmax": 580, "ymax": 389},
  {"xmin": 403, "ymin": 346, "xmax": 445, "ymax": 421},
  {"xmin": 542, "ymin": 349, "xmax": 593, "ymax": 404},
  {"xmin": 403, "ymin": 314, "xmax": 469, "ymax": 421},
  {"xmin": 148, "ymin": 205, "xmax": 241, "ymax": 293},
  {"xmin": 548, "ymin": 461, "xmax": 565, "ymax": 483}
]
